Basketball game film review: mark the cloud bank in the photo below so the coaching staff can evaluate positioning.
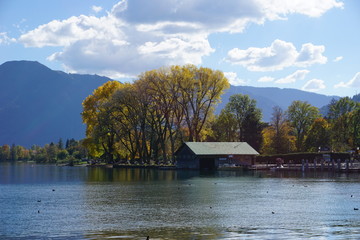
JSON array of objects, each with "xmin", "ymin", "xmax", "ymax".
[
  {"xmin": 226, "ymin": 40, "xmax": 327, "ymax": 71},
  {"xmin": 18, "ymin": 0, "xmax": 342, "ymax": 77}
]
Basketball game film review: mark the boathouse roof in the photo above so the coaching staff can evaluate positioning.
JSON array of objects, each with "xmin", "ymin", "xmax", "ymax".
[{"xmin": 179, "ymin": 142, "xmax": 259, "ymax": 156}]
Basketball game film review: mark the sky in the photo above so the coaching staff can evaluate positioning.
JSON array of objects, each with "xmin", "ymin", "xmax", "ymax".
[{"xmin": 0, "ymin": 0, "xmax": 359, "ymax": 97}]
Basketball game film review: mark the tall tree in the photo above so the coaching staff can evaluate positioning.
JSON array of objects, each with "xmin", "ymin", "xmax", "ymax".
[
  {"xmin": 286, "ymin": 101, "xmax": 320, "ymax": 152},
  {"xmin": 304, "ymin": 117, "xmax": 330, "ymax": 152},
  {"xmin": 210, "ymin": 109, "xmax": 238, "ymax": 142},
  {"xmin": 226, "ymin": 94, "xmax": 262, "ymax": 145},
  {"xmin": 175, "ymin": 65, "xmax": 230, "ymax": 142},
  {"xmin": 327, "ymin": 97, "xmax": 359, "ymax": 151},
  {"xmin": 261, "ymin": 106, "xmax": 295, "ymax": 154},
  {"xmin": 0, "ymin": 145, "xmax": 11, "ymax": 161},
  {"xmin": 58, "ymin": 138, "xmax": 64, "ymax": 150},
  {"xmin": 350, "ymin": 108, "xmax": 360, "ymax": 149},
  {"xmin": 109, "ymin": 83, "xmax": 146, "ymax": 162},
  {"xmin": 328, "ymin": 97, "xmax": 357, "ymax": 120},
  {"xmin": 82, "ymin": 81, "xmax": 122, "ymax": 162}
]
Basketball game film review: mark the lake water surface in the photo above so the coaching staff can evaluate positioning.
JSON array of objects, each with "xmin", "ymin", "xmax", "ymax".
[{"xmin": 1, "ymin": 162, "xmax": 360, "ymax": 239}]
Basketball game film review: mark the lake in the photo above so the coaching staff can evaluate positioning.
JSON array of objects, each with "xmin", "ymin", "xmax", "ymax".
[{"xmin": 1, "ymin": 162, "xmax": 360, "ymax": 239}]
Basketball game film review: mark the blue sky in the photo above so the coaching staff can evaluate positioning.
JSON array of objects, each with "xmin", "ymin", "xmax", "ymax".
[{"xmin": 1, "ymin": 0, "xmax": 359, "ymax": 97}]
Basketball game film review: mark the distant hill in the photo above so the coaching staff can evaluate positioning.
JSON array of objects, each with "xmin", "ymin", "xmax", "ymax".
[
  {"xmin": 217, "ymin": 85, "xmax": 340, "ymax": 122},
  {"xmin": 0, "ymin": 61, "xmax": 109, "ymax": 147},
  {"xmin": 0, "ymin": 60, "xmax": 341, "ymax": 147}
]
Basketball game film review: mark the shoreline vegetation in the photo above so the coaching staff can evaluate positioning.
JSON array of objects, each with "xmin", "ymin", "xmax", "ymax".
[{"xmin": 1, "ymin": 65, "xmax": 360, "ymax": 167}]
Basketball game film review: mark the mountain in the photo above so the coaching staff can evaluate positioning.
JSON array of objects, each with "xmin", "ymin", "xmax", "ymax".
[
  {"xmin": 0, "ymin": 61, "xmax": 110, "ymax": 147},
  {"xmin": 0, "ymin": 60, "xmax": 341, "ymax": 147},
  {"xmin": 217, "ymin": 85, "xmax": 340, "ymax": 122}
]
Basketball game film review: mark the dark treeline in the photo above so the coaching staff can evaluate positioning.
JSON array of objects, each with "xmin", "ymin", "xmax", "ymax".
[
  {"xmin": 1, "ymin": 65, "xmax": 359, "ymax": 165},
  {"xmin": 0, "ymin": 138, "xmax": 87, "ymax": 165}
]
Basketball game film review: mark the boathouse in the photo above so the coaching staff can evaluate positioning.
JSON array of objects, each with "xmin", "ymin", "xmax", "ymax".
[{"xmin": 175, "ymin": 142, "xmax": 259, "ymax": 170}]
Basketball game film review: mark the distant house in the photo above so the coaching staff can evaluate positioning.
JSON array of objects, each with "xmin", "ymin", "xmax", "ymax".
[{"xmin": 175, "ymin": 142, "xmax": 259, "ymax": 170}]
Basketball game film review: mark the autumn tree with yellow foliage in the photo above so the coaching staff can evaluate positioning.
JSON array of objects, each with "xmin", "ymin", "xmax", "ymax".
[{"xmin": 81, "ymin": 65, "xmax": 229, "ymax": 163}]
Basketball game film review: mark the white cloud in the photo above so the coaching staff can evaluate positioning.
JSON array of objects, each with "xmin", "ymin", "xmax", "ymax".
[
  {"xmin": 17, "ymin": 0, "xmax": 342, "ymax": 76},
  {"xmin": 334, "ymin": 72, "xmax": 360, "ymax": 88},
  {"xmin": 302, "ymin": 79, "xmax": 326, "ymax": 92},
  {"xmin": 224, "ymin": 72, "xmax": 246, "ymax": 86},
  {"xmin": 226, "ymin": 40, "xmax": 327, "ymax": 71},
  {"xmin": 258, "ymin": 76, "xmax": 275, "ymax": 82},
  {"xmin": 19, "ymin": 15, "xmax": 127, "ymax": 48},
  {"xmin": 333, "ymin": 56, "xmax": 343, "ymax": 62},
  {"xmin": 295, "ymin": 43, "xmax": 327, "ymax": 67},
  {"xmin": 92, "ymin": 6, "xmax": 103, "ymax": 13},
  {"xmin": 259, "ymin": 0, "xmax": 343, "ymax": 19},
  {"xmin": 0, "ymin": 32, "xmax": 16, "ymax": 45},
  {"xmin": 275, "ymin": 69, "xmax": 310, "ymax": 84},
  {"xmin": 111, "ymin": 0, "xmax": 343, "ymax": 33}
]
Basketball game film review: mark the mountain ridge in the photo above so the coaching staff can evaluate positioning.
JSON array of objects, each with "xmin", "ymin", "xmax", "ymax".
[
  {"xmin": 0, "ymin": 60, "xmax": 340, "ymax": 147},
  {"xmin": 0, "ymin": 60, "xmax": 110, "ymax": 147}
]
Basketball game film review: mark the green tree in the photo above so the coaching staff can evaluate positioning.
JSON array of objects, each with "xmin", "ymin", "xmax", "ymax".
[
  {"xmin": 352, "ymin": 93, "xmax": 360, "ymax": 103},
  {"xmin": 304, "ymin": 118, "xmax": 330, "ymax": 152},
  {"xmin": 286, "ymin": 100, "xmax": 320, "ymax": 152},
  {"xmin": 10, "ymin": 144, "xmax": 17, "ymax": 161},
  {"xmin": 328, "ymin": 97, "xmax": 357, "ymax": 120},
  {"xmin": 57, "ymin": 149, "xmax": 69, "ymax": 161},
  {"xmin": 226, "ymin": 94, "xmax": 262, "ymax": 144},
  {"xmin": 327, "ymin": 97, "xmax": 360, "ymax": 151},
  {"xmin": 45, "ymin": 142, "xmax": 58, "ymax": 163},
  {"xmin": 350, "ymin": 108, "xmax": 360, "ymax": 149},
  {"xmin": 58, "ymin": 138, "xmax": 64, "ymax": 150},
  {"xmin": 0, "ymin": 145, "xmax": 11, "ymax": 161},
  {"xmin": 210, "ymin": 109, "xmax": 238, "ymax": 142}
]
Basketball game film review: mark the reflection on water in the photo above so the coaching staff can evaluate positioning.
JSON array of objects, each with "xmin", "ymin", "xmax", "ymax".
[{"xmin": 1, "ymin": 162, "xmax": 360, "ymax": 239}]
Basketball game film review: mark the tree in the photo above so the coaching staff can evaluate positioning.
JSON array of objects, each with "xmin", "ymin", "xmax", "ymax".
[
  {"xmin": 261, "ymin": 106, "xmax": 295, "ymax": 154},
  {"xmin": 350, "ymin": 108, "xmax": 360, "ymax": 149},
  {"xmin": 226, "ymin": 94, "xmax": 262, "ymax": 144},
  {"xmin": 58, "ymin": 138, "xmax": 64, "ymax": 150},
  {"xmin": 82, "ymin": 80, "xmax": 122, "ymax": 162},
  {"xmin": 327, "ymin": 97, "xmax": 360, "ymax": 151},
  {"xmin": 352, "ymin": 93, "xmax": 360, "ymax": 103},
  {"xmin": 304, "ymin": 118, "xmax": 330, "ymax": 152},
  {"xmin": 210, "ymin": 109, "xmax": 238, "ymax": 142},
  {"xmin": 10, "ymin": 144, "xmax": 17, "ymax": 161},
  {"xmin": 286, "ymin": 101, "xmax": 320, "ymax": 152},
  {"xmin": 328, "ymin": 97, "xmax": 357, "ymax": 120},
  {"xmin": 108, "ymin": 83, "xmax": 145, "ymax": 162},
  {"xmin": 57, "ymin": 149, "xmax": 69, "ymax": 160},
  {"xmin": 174, "ymin": 65, "xmax": 230, "ymax": 142},
  {"xmin": 0, "ymin": 145, "xmax": 11, "ymax": 161},
  {"xmin": 45, "ymin": 142, "xmax": 58, "ymax": 163}
]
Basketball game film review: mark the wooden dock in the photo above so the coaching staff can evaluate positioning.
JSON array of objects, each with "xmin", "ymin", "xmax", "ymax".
[{"xmin": 249, "ymin": 159, "xmax": 360, "ymax": 172}]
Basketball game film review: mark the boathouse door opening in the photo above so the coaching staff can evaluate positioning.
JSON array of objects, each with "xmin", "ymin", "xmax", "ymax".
[{"xmin": 199, "ymin": 158, "xmax": 216, "ymax": 170}]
